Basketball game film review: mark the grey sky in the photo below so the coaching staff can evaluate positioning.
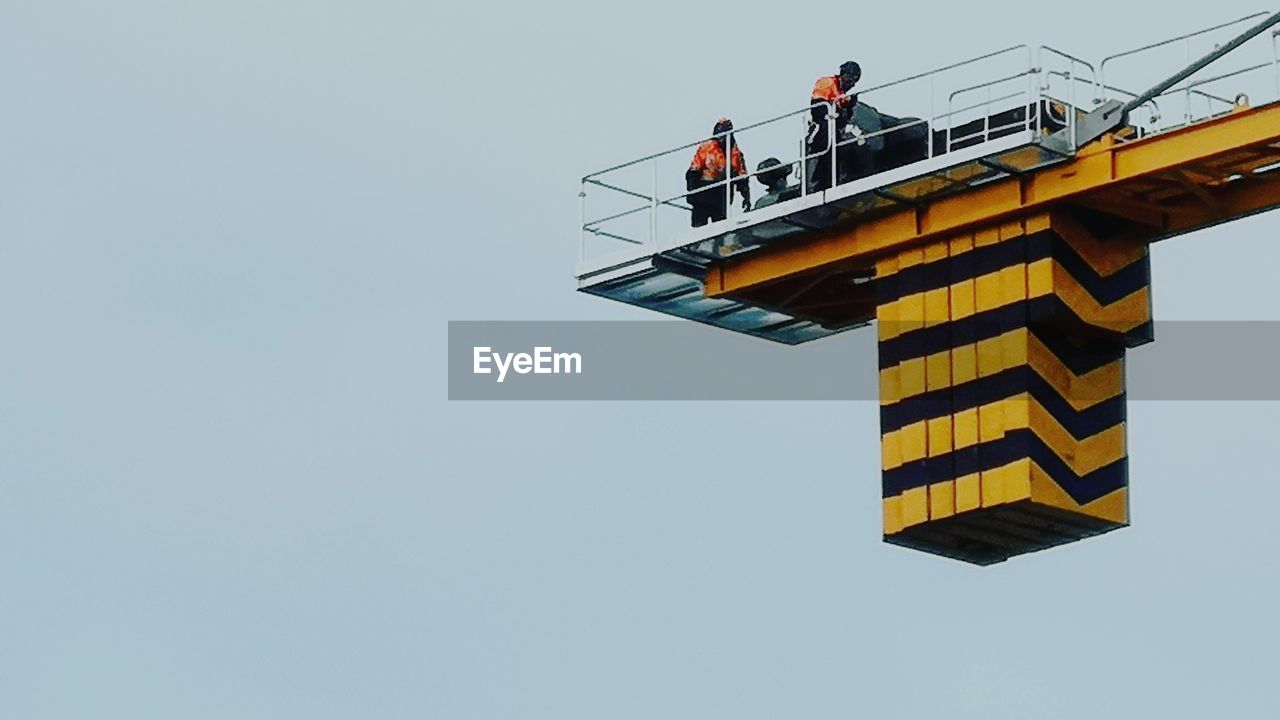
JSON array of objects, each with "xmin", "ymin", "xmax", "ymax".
[{"xmin": 3, "ymin": 1, "xmax": 1279, "ymax": 718}]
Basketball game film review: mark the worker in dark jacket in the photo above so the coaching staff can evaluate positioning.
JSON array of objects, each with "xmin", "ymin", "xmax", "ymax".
[
  {"xmin": 807, "ymin": 61, "xmax": 862, "ymax": 191},
  {"xmin": 686, "ymin": 118, "xmax": 750, "ymax": 227}
]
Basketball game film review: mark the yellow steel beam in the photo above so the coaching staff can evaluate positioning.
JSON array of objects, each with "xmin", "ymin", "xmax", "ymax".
[
  {"xmin": 707, "ymin": 102, "xmax": 1280, "ymax": 297},
  {"xmin": 1164, "ymin": 166, "xmax": 1280, "ymax": 233}
]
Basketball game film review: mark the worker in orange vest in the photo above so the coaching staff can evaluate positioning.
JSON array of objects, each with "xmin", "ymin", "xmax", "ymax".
[
  {"xmin": 685, "ymin": 118, "xmax": 750, "ymax": 227},
  {"xmin": 807, "ymin": 61, "xmax": 862, "ymax": 191}
]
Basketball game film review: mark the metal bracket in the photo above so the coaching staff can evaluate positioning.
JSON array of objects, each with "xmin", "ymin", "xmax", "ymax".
[{"xmin": 1045, "ymin": 99, "xmax": 1127, "ymax": 150}]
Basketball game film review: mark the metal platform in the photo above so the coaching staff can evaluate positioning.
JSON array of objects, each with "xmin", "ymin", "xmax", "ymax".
[
  {"xmin": 578, "ymin": 130, "xmax": 1074, "ymax": 344},
  {"xmin": 577, "ymin": 16, "xmax": 1280, "ymax": 344}
]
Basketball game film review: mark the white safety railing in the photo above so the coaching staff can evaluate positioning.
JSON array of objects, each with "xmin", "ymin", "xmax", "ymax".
[
  {"xmin": 579, "ymin": 12, "xmax": 1280, "ymax": 270},
  {"xmin": 579, "ymin": 45, "xmax": 1055, "ymax": 267},
  {"xmin": 579, "ymin": 102, "xmax": 827, "ymax": 257},
  {"xmin": 1097, "ymin": 12, "xmax": 1280, "ymax": 132}
]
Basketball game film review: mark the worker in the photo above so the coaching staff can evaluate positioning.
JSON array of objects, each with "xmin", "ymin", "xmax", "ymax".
[
  {"xmin": 807, "ymin": 61, "xmax": 862, "ymax": 191},
  {"xmin": 753, "ymin": 157, "xmax": 800, "ymax": 209},
  {"xmin": 686, "ymin": 118, "xmax": 750, "ymax": 227}
]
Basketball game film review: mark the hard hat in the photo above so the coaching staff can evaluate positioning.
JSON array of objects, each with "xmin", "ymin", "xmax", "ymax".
[
  {"xmin": 756, "ymin": 157, "xmax": 792, "ymax": 187},
  {"xmin": 839, "ymin": 61, "xmax": 862, "ymax": 84}
]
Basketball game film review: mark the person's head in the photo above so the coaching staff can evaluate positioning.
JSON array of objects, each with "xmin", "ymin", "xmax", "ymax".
[
  {"xmin": 756, "ymin": 157, "xmax": 791, "ymax": 190},
  {"xmin": 838, "ymin": 61, "xmax": 862, "ymax": 92},
  {"xmin": 712, "ymin": 117, "xmax": 734, "ymax": 145}
]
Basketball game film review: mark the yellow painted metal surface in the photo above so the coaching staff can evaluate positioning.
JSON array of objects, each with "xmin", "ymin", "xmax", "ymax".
[
  {"xmin": 707, "ymin": 102, "xmax": 1280, "ymax": 298},
  {"xmin": 694, "ymin": 104, "xmax": 1280, "ymax": 563},
  {"xmin": 877, "ymin": 211, "xmax": 1146, "ymax": 563}
]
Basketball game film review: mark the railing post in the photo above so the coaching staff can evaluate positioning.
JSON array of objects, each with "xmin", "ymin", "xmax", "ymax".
[
  {"xmin": 650, "ymin": 160, "xmax": 658, "ymax": 248},
  {"xmin": 1100, "ymin": 60, "xmax": 1108, "ymax": 110},
  {"xmin": 1028, "ymin": 57, "xmax": 1037, "ymax": 136},
  {"xmin": 946, "ymin": 93, "xmax": 954, "ymax": 153},
  {"xmin": 725, "ymin": 128, "xmax": 731, "ymax": 221},
  {"xmin": 798, "ymin": 137, "xmax": 807, "ymax": 198},
  {"xmin": 828, "ymin": 105, "xmax": 837, "ymax": 191},
  {"xmin": 1064, "ymin": 63, "xmax": 1073, "ymax": 143},
  {"xmin": 984, "ymin": 84, "xmax": 991, "ymax": 142},
  {"xmin": 1069, "ymin": 60, "xmax": 1076, "ymax": 134},
  {"xmin": 578, "ymin": 183, "xmax": 587, "ymax": 264},
  {"xmin": 1273, "ymin": 30, "xmax": 1279, "ymax": 101},
  {"xmin": 928, "ymin": 72, "xmax": 935, "ymax": 159},
  {"xmin": 1185, "ymin": 37, "xmax": 1194, "ymax": 123}
]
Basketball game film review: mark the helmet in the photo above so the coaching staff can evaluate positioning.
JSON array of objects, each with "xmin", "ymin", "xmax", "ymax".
[
  {"xmin": 756, "ymin": 157, "xmax": 791, "ymax": 188},
  {"xmin": 839, "ymin": 61, "xmax": 862, "ymax": 85},
  {"xmin": 713, "ymin": 117, "xmax": 734, "ymax": 137}
]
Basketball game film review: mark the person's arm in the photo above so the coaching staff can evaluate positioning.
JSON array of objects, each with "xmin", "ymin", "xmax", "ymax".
[
  {"xmin": 835, "ymin": 93, "xmax": 858, "ymax": 126},
  {"xmin": 685, "ymin": 167, "xmax": 702, "ymax": 191},
  {"xmin": 810, "ymin": 98, "xmax": 830, "ymax": 125},
  {"xmin": 731, "ymin": 149, "xmax": 750, "ymax": 209},
  {"xmin": 735, "ymin": 178, "xmax": 751, "ymax": 210},
  {"xmin": 686, "ymin": 146, "xmax": 707, "ymax": 190}
]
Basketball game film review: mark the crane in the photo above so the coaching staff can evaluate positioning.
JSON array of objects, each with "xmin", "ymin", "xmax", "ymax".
[{"xmin": 577, "ymin": 12, "xmax": 1280, "ymax": 564}]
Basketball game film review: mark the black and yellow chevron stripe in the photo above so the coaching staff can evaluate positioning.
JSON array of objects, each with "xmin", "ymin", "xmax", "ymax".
[{"xmin": 874, "ymin": 212, "xmax": 1149, "ymax": 564}]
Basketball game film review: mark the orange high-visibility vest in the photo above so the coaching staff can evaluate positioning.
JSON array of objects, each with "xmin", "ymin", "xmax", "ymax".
[
  {"xmin": 812, "ymin": 75, "xmax": 851, "ymax": 108},
  {"xmin": 689, "ymin": 140, "xmax": 746, "ymax": 182}
]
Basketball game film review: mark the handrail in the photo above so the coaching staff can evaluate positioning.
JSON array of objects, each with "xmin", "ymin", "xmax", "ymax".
[
  {"xmin": 946, "ymin": 69, "xmax": 1038, "ymax": 104},
  {"xmin": 946, "ymin": 71, "xmax": 1041, "ymax": 150},
  {"xmin": 851, "ymin": 44, "xmax": 1031, "ymax": 97},
  {"xmin": 598, "ymin": 91, "xmax": 1031, "ymax": 225},
  {"xmin": 1099, "ymin": 12, "xmax": 1271, "ymax": 102},
  {"xmin": 583, "ymin": 44, "xmax": 1032, "ymax": 181},
  {"xmin": 1134, "ymin": 61, "xmax": 1274, "ymax": 121},
  {"xmin": 587, "ymin": 88, "xmax": 1039, "ymax": 230},
  {"xmin": 583, "ymin": 129, "xmax": 832, "ymax": 231},
  {"xmin": 831, "ymin": 90, "xmax": 1026, "ymax": 152},
  {"xmin": 578, "ymin": 13, "xmax": 1280, "ymax": 268},
  {"xmin": 583, "ymin": 103, "xmax": 830, "ymax": 181},
  {"xmin": 1040, "ymin": 45, "xmax": 1098, "ymax": 115},
  {"xmin": 587, "ymin": 88, "xmax": 1041, "ymax": 229},
  {"xmin": 1040, "ymin": 45, "xmax": 1096, "ymax": 74},
  {"xmin": 1117, "ymin": 11, "xmax": 1280, "ymax": 116},
  {"xmin": 1100, "ymin": 12, "xmax": 1268, "ymax": 68},
  {"xmin": 1274, "ymin": 27, "xmax": 1280, "ymax": 99},
  {"xmin": 585, "ymin": 227, "xmax": 644, "ymax": 245},
  {"xmin": 1043, "ymin": 70, "xmax": 1205, "ymax": 116},
  {"xmin": 1180, "ymin": 61, "xmax": 1273, "ymax": 93},
  {"xmin": 1043, "ymin": 71, "xmax": 1138, "ymax": 99},
  {"xmin": 585, "ymin": 178, "xmax": 692, "ymax": 211},
  {"xmin": 584, "ymin": 81, "xmax": 1051, "ymax": 229},
  {"xmin": 583, "ymin": 202, "xmax": 653, "ymax": 230}
]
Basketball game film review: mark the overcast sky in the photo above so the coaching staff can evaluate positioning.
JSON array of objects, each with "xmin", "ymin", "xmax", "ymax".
[{"xmin": 3, "ymin": 1, "xmax": 1280, "ymax": 718}]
